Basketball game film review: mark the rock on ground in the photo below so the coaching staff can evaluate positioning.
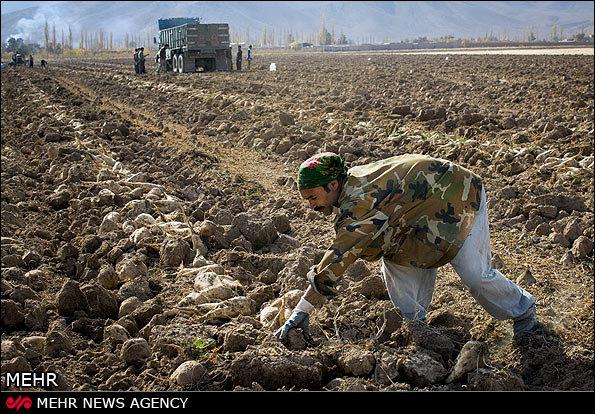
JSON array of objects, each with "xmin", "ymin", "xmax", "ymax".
[
  {"xmin": 398, "ymin": 351, "xmax": 447, "ymax": 387},
  {"xmin": 171, "ymin": 361, "xmax": 207, "ymax": 387}
]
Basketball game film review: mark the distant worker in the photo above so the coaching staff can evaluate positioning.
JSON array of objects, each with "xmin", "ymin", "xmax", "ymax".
[
  {"xmin": 246, "ymin": 44, "xmax": 252, "ymax": 70},
  {"xmin": 138, "ymin": 47, "xmax": 146, "ymax": 74},
  {"xmin": 236, "ymin": 45, "xmax": 242, "ymax": 71},
  {"xmin": 156, "ymin": 44, "xmax": 168, "ymax": 74},
  {"xmin": 28, "ymin": 54, "xmax": 34, "ymax": 68},
  {"xmin": 226, "ymin": 45, "xmax": 233, "ymax": 71},
  {"xmin": 40, "ymin": 59, "xmax": 47, "ymax": 68},
  {"xmin": 133, "ymin": 48, "xmax": 139, "ymax": 74}
]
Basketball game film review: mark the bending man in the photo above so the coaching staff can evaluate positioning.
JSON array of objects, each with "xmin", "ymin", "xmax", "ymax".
[{"xmin": 275, "ymin": 152, "xmax": 536, "ymax": 343}]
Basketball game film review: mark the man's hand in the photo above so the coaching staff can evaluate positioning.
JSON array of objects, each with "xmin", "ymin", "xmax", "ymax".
[
  {"xmin": 307, "ymin": 267, "xmax": 338, "ymax": 297},
  {"xmin": 274, "ymin": 311, "xmax": 313, "ymax": 344}
]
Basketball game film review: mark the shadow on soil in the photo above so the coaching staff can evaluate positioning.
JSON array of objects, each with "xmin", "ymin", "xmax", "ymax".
[{"xmin": 515, "ymin": 321, "xmax": 594, "ymax": 391}]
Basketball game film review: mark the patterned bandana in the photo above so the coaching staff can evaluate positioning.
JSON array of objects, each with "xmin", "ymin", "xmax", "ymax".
[{"xmin": 297, "ymin": 152, "xmax": 348, "ymax": 190}]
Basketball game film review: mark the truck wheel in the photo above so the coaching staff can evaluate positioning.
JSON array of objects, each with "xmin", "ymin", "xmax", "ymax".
[
  {"xmin": 178, "ymin": 55, "xmax": 184, "ymax": 73},
  {"xmin": 172, "ymin": 54, "xmax": 178, "ymax": 73}
]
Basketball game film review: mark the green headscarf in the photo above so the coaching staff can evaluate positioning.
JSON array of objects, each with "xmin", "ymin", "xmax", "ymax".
[{"xmin": 297, "ymin": 152, "xmax": 348, "ymax": 190}]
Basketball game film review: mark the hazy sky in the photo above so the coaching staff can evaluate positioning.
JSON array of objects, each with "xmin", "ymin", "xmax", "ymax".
[{"xmin": 0, "ymin": 1, "xmax": 38, "ymax": 14}]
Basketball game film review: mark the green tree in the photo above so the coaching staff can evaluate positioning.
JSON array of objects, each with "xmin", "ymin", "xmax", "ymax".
[
  {"xmin": 5, "ymin": 38, "xmax": 33, "ymax": 55},
  {"xmin": 7, "ymin": 37, "xmax": 18, "ymax": 52}
]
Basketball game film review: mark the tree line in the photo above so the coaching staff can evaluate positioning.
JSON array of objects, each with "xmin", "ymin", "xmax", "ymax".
[
  {"xmin": 3, "ymin": 17, "xmax": 592, "ymax": 57},
  {"xmin": 227, "ymin": 18, "xmax": 351, "ymax": 48}
]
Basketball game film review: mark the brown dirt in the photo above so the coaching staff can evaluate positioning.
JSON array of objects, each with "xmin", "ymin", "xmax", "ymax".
[{"xmin": 1, "ymin": 51, "xmax": 593, "ymax": 391}]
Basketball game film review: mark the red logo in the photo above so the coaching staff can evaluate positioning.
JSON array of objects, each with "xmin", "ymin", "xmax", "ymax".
[{"xmin": 5, "ymin": 396, "xmax": 32, "ymax": 411}]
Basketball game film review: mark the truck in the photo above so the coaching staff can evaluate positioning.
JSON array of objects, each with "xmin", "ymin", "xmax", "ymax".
[{"xmin": 156, "ymin": 17, "xmax": 230, "ymax": 73}]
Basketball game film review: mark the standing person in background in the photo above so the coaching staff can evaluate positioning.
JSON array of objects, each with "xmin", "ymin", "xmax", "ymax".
[
  {"xmin": 156, "ymin": 44, "xmax": 168, "ymax": 74},
  {"xmin": 28, "ymin": 54, "xmax": 34, "ymax": 68},
  {"xmin": 226, "ymin": 45, "xmax": 233, "ymax": 71},
  {"xmin": 138, "ymin": 47, "xmax": 146, "ymax": 74},
  {"xmin": 246, "ymin": 44, "xmax": 253, "ymax": 70},
  {"xmin": 236, "ymin": 45, "xmax": 242, "ymax": 71},
  {"xmin": 133, "ymin": 48, "xmax": 139, "ymax": 74}
]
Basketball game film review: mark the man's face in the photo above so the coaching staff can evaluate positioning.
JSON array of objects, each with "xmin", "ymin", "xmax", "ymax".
[{"xmin": 299, "ymin": 180, "xmax": 340, "ymax": 216}]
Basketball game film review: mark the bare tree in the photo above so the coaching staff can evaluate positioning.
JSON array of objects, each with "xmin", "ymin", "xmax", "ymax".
[
  {"xmin": 330, "ymin": 18, "xmax": 334, "ymax": 45},
  {"xmin": 44, "ymin": 19, "xmax": 50, "ymax": 53},
  {"xmin": 320, "ymin": 14, "xmax": 326, "ymax": 45},
  {"xmin": 527, "ymin": 26, "xmax": 537, "ymax": 42},
  {"xmin": 52, "ymin": 22, "xmax": 56, "ymax": 51},
  {"xmin": 68, "ymin": 26, "xmax": 72, "ymax": 49}
]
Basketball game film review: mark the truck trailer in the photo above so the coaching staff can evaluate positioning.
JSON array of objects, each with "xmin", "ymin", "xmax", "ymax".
[{"xmin": 157, "ymin": 18, "xmax": 230, "ymax": 73}]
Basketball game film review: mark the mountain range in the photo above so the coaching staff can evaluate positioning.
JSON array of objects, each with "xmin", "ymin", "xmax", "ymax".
[{"xmin": 2, "ymin": 1, "xmax": 594, "ymax": 46}]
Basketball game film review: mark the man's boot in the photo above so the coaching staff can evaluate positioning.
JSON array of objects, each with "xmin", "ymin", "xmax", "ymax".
[{"xmin": 513, "ymin": 304, "xmax": 537, "ymax": 339}]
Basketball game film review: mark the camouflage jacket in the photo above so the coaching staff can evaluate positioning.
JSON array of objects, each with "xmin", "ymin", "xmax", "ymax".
[{"xmin": 313, "ymin": 154, "xmax": 483, "ymax": 293}]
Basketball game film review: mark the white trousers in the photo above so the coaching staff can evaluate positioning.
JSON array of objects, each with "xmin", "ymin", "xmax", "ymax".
[{"xmin": 381, "ymin": 188, "xmax": 535, "ymax": 321}]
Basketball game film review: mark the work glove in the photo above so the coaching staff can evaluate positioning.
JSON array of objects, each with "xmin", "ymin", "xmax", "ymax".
[
  {"xmin": 307, "ymin": 266, "xmax": 338, "ymax": 297},
  {"xmin": 274, "ymin": 310, "xmax": 313, "ymax": 344}
]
